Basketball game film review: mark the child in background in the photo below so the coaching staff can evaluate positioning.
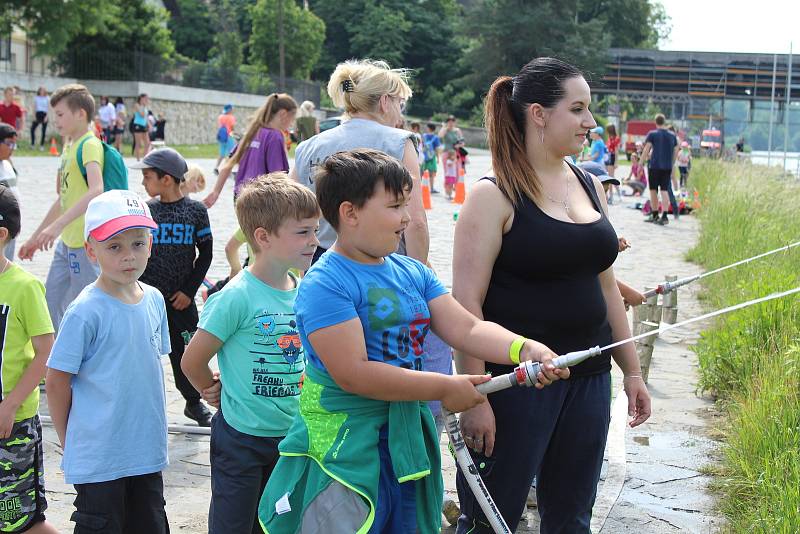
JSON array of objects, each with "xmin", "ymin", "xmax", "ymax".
[
  {"xmin": 46, "ymin": 190, "xmax": 171, "ymax": 534},
  {"xmin": 444, "ymin": 149, "xmax": 458, "ymax": 200},
  {"xmin": 677, "ymin": 141, "xmax": 691, "ymax": 189},
  {"xmin": 182, "ymin": 174, "xmax": 320, "ymax": 534},
  {"xmin": 181, "ymin": 165, "xmax": 206, "ymax": 196},
  {"xmin": 625, "ymin": 152, "xmax": 647, "ymax": 196},
  {"xmin": 257, "ymin": 149, "xmax": 565, "ymax": 533},
  {"xmin": 132, "ymin": 148, "xmax": 214, "ymax": 427},
  {"xmin": 0, "ymin": 186, "xmax": 58, "ymax": 534},
  {"xmin": 18, "ymin": 84, "xmax": 107, "ymax": 331}
]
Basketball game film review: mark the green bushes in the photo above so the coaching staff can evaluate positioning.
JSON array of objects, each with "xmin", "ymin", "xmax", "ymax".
[{"xmin": 688, "ymin": 159, "xmax": 800, "ymax": 531}]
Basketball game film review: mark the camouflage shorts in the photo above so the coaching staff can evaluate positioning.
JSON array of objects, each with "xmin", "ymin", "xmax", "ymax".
[{"xmin": 0, "ymin": 415, "xmax": 47, "ymax": 532}]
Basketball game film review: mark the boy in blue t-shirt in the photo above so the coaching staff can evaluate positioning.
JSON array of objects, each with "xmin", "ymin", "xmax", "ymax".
[
  {"xmin": 181, "ymin": 174, "xmax": 321, "ymax": 534},
  {"xmin": 422, "ymin": 123, "xmax": 443, "ymax": 192},
  {"xmin": 46, "ymin": 190, "xmax": 171, "ymax": 534},
  {"xmin": 258, "ymin": 149, "xmax": 567, "ymax": 533}
]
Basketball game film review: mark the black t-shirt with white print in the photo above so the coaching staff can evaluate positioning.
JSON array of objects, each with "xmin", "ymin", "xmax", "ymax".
[{"xmin": 141, "ymin": 197, "xmax": 213, "ymax": 300}]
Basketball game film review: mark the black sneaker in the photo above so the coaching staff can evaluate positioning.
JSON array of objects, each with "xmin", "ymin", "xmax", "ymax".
[
  {"xmin": 655, "ymin": 214, "xmax": 669, "ymax": 226},
  {"xmin": 184, "ymin": 401, "xmax": 212, "ymax": 427},
  {"xmin": 644, "ymin": 213, "xmax": 657, "ymax": 223}
]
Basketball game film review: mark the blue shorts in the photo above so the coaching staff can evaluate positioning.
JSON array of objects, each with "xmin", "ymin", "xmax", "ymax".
[
  {"xmin": 218, "ymin": 137, "xmax": 236, "ymax": 157},
  {"xmin": 368, "ymin": 425, "xmax": 418, "ymax": 533}
]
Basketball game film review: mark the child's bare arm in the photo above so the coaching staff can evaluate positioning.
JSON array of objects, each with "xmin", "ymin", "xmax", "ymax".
[
  {"xmin": 428, "ymin": 294, "xmax": 566, "ymax": 387},
  {"xmin": 225, "ymin": 234, "xmax": 245, "ymax": 277},
  {"xmin": 45, "ymin": 368, "xmax": 73, "ymax": 448},
  {"xmin": 309, "ymin": 318, "xmax": 489, "ymax": 413},
  {"xmin": 182, "ymin": 329, "xmax": 223, "ymax": 407},
  {"xmin": 0, "ymin": 333, "xmax": 54, "ymax": 438},
  {"xmin": 35, "ymin": 162, "xmax": 103, "ymax": 251}
]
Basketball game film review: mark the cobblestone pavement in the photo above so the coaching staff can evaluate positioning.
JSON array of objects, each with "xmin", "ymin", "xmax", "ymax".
[{"xmin": 10, "ymin": 151, "xmax": 717, "ymax": 532}]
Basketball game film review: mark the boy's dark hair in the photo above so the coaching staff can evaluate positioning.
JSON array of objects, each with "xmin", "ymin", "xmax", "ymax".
[
  {"xmin": 655, "ymin": 113, "xmax": 666, "ymax": 126},
  {"xmin": 0, "ymin": 185, "xmax": 21, "ymax": 240},
  {"xmin": 410, "ymin": 122, "xmax": 420, "ymax": 130},
  {"xmin": 315, "ymin": 149, "xmax": 413, "ymax": 231},
  {"xmin": 426, "ymin": 123, "xmax": 437, "ymax": 132},
  {"xmin": 50, "ymin": 84, "xmax": 95, "ymax": 122}
]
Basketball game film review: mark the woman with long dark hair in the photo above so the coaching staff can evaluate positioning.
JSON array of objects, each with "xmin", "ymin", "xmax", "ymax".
[{"xmin": 452, "ymin": 57, "xmax": 651, "ymax": 533}]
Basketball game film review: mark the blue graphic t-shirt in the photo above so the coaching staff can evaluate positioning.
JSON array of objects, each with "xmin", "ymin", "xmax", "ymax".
[
  {"xmin": 590, "ymin": 139, "xmax": 607, "ymax": 163},
  {"xmin": 296, "ymin": 251, "xmax": 448, "ymax": 373},
  {"xmin": 47, "ymin": 283, "xmax": 170, "ymax": 484},
  {"xmin": 198, "ymin": 269, "xmax": 305, "ymax": 437},
  {"xmin": 422, "ymin": 133, "xmax": 442, "ymax": 162}
]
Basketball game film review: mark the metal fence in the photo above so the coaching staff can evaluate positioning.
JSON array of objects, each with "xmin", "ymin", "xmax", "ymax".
[{"xmin": 49, "ymin": 49, "xmax": 322, "ymax": 106}]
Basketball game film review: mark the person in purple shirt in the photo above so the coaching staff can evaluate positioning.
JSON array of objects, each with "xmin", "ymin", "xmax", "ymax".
[{"xmin": 204, "ymin": 94, "xmax": 297, "ymax": 207}]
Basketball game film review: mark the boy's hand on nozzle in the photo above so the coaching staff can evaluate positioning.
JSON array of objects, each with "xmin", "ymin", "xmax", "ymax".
[
  {"xmin": 442, "ymin": 374, "xmax": 491, "ymax": 413},
  {"xmin": 202, "ymin": 372, "xmax": 221, "ymax": 408},
  {"xmin": 519, "ymin": 340, "xmax": 569, "ymax": 388}
]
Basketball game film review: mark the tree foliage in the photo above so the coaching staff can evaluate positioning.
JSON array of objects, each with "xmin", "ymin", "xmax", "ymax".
[
  {"xmin": 0, "ymin": 0, "xmax": 115, "ymax": 57},
  {"xmin": 168, "ymin": 0, "xmax": 215, "ymax": 61},
  {"xmin": 249, "ymin": 0, "xmax": 326, "ymax": 79}
]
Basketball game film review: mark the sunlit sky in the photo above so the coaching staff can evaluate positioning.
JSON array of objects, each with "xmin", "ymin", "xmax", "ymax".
[{"xmin": 659, "ymin": 0, "xmax": 795, "ymax": 54}]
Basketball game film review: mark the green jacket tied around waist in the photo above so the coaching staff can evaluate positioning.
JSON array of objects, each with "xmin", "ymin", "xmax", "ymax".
[{"xmin": 258, "ymin": 364, "xmax": 443, "ymax": 533}]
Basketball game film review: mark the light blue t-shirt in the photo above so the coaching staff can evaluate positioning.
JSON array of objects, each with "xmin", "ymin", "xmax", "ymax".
[
  {"xmin": 198, "ymin": 269, "xmax": 305, "ymax": 437},
  {"xmin": 590, "ymin": 139, "xmax": 607, "ymax": 163},
  {"xmin": 293, "ymin": 118, "xmax": 414, "ymax": 249},
  {"xmin": 296, "ymin": 251, "xmax": 448, "ymax": 373},
  {"xmin": 47, "ymin": 283, "xmax": 170, "ymax": 485}
]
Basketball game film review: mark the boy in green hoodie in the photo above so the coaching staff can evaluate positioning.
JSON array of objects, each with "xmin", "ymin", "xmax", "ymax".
[{"xmin": 258, "ymin": 149, "xmax": 567, "ymax": 533}]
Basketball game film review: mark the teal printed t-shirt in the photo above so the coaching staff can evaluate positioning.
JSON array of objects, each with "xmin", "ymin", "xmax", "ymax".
[
  {"xmin": 198, "ymin": 269, "xmax": 305, "ymax": 437},
  {"xmin": 296, "ymin": 251, "xmax": 448, "ymax": 373}
]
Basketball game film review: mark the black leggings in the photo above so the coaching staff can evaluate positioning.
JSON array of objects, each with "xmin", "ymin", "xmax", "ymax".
[
  {"xmin": 30, "ymin": 112, "xmax": 47, "ymax": 146},
  {"xmin": 166, "ymin": 304, "xmax": 202, "ymax": 403}
]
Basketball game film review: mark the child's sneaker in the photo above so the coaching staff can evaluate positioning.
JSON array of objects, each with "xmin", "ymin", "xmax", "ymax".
[{"xmin": 184, "ymin": 400, "xmax": 213, "ymax": 427}]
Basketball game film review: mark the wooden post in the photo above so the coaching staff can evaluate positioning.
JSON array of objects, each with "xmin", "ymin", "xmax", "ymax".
[
  {"xmin": 634, "ymin": 320, "xmax": 658, "ymax": 383},
  {"xmin": 662, "ymin": 274, "xmax": 679, "ymax": 324}
]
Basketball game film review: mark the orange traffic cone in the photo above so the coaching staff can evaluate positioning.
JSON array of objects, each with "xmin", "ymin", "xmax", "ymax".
[
  {"xmin": 421, "ymin": 170, "xmax": 432, "ymax": 210},
  {"xmin": 49, "ymin": 138, "xmax": 59, "ymax": 156},
  {"xmin": 453, "ymin": 169, "xmax": 466, "ymax": 205}
]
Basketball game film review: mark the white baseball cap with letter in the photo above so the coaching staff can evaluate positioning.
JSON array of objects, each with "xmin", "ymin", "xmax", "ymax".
[{"xmin": 84, "ymin": 190, "xmax": 158, "ymax": 242}]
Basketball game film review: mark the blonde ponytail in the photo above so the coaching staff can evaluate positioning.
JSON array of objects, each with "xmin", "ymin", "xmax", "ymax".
[{"xmin": 327, "ymin": 59, "xmax": 412, "ymax": 116}]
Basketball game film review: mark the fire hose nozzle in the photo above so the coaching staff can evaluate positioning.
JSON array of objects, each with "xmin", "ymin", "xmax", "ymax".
[{"xmin": 552, "ymin": 345, "xmax": 602, "ymax": 368}]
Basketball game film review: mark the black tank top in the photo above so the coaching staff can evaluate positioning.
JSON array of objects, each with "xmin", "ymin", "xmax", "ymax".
[{"xmin": 482, "ymin": 163, "xmax": 618, "ymax": 378}]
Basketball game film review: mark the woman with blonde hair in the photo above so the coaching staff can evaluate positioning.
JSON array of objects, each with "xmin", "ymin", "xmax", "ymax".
[
  {"xmin": 291, "ymin": 58, "xmax": 429, "ymax": 264},
  {"xmin": 204, "ymin": 93, "xmax": 297, "ymax": 207},
  {"xmin": 295, "ymin": 100, "xmax": 319, "ymax": 143},
  {"xmin": 452, "ymin": 57, "xmax": 650, "ymax": 532}
]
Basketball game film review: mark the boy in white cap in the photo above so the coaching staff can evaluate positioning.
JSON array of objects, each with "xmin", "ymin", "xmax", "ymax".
[{"xmin": 45, "ymin": 190, "xmax": 174, "ymax": 534}]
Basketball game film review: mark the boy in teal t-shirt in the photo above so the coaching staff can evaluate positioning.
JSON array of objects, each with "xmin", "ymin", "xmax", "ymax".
[
  {"xmin": 0, "ymin": 186, "xmax": 58, "ymax": 534},
  {"xmin": 182, "ymin": 173, "xmax": 321, "ymax": 534}
]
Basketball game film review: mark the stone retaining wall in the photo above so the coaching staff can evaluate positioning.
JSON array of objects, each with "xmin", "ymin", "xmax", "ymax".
[{"xmin": 3, "ymin": 73, "xmax": 324, "ymax": 145}]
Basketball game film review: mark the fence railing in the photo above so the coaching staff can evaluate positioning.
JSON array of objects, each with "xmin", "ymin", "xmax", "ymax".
[{"xmin": 7, "ymin": 48, "xmax": 322, "ymax": 106}]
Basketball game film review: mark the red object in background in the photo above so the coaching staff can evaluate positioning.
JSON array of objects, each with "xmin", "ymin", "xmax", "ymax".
[{"xmin": 624, "ymin": 120, "xmax": 657, "ymax": 158}]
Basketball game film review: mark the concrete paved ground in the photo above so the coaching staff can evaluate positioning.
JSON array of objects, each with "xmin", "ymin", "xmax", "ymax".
[{"xmin": 10, "ymin": 151, "xmax": 720, "ymax": 532}]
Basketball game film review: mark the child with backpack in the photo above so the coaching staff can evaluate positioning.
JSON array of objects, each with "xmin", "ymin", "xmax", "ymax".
[
  {"xmin": 215, "ymin": 104, "xmax": 236, "ymax": 174},
  {"xmin": 422, "ymin": 123, "xmax": 442, "ymax": 193},
  {"xmin": 18, "ymin": 84, "xmax": 128, "ymax": 330}
]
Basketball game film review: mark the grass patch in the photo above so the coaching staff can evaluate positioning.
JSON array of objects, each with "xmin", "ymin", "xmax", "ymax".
[{"xmin": 689, "ymin": 159, "xmax": 800, "ymax": 531}]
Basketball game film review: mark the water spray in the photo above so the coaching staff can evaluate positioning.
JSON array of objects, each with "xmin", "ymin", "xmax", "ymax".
[{"xmin": 642, "ymin": 240, "xmax": 800, "ymax": 298}]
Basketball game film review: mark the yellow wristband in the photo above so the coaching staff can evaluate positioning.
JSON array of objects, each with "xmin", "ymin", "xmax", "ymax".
[{"xmin": 509, "ymin": 337, "xmax": 527, "ymax": 365}]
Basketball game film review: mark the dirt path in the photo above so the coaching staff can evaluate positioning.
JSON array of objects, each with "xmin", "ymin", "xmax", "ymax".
[{"xmin": 12, "ymin": 153, "xmax": 720, "ymax": 532}]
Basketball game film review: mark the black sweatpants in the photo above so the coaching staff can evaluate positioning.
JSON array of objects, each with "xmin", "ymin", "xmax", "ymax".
[
  {"xmin": 71, "ymin": 472, "xmax": 168, "ymax": 534},
  {"xmin": 456, "ymin": 372, "xmax": 611, "ymax": 534},
  {"xmin": 166, "ymin": 303, "xmax": 201, "ymax": 403}
]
